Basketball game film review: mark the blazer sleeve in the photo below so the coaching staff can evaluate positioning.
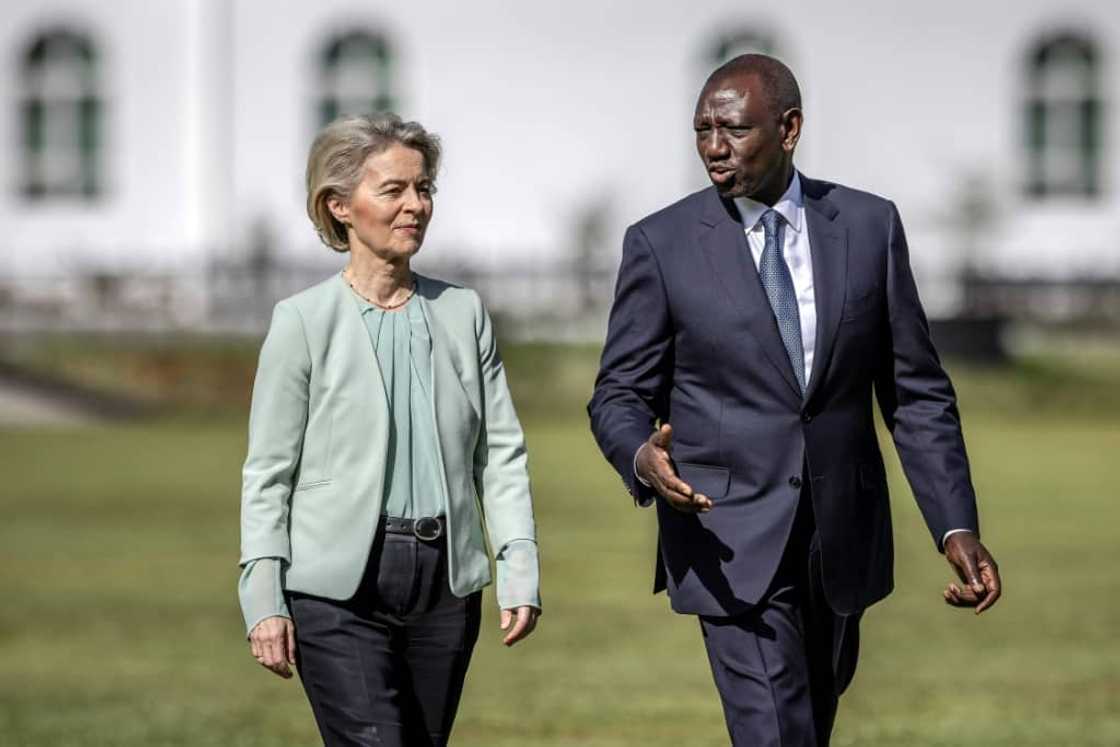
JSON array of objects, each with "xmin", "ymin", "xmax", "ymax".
[
  {"xmin": 470, "ymin": 292, "xmax": 537, "ymax": 553},
  {"xmin": 240, "ymin": 301, "xmax": 311, "ymax": 565},
  {"xmin": 587, "ymin": 224, "xmax": 672, "ymax": 504},
  {"xmin": 875, "ymin": 202, "xmax": 979, "ymax": 550}
]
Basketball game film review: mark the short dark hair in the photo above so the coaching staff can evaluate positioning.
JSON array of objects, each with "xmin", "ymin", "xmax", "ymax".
[{"xmin": 704, "ymin": 53, "xmax": 801, "ymax": 118}]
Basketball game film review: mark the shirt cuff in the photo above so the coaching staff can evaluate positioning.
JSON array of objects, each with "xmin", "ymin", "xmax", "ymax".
[
  {"xmin": 941, "ymin": 528, "xmax": 973, "ymax": 548},
  {"xmin": 238, "ymin": 557, "xmax": 291, "ymax": 636},
  {"xmin": 495, "ymin": 539, "xmax": 541, "ymax": 610},
  {"xmin": 632, "ymin": 446, "xmax": 655, "ymax": 506},
  {"xmin": 633, "ymin": 445, "xmax": 652, "ymax": 487}
]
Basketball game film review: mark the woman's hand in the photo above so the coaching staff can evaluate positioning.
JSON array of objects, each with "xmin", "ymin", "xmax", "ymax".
[
  {"xmin": 500, "ymin": 606, "xmax": 540, "ymax": 647},
  {"xmin": 249, "ymin": 616, "xmax": 297, "ymax": 678}
]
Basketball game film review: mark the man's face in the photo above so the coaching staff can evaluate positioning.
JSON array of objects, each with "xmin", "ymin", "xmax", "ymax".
[{"xmin": 693, "ymin": 73, "xmax": 797, "ymax": 200}]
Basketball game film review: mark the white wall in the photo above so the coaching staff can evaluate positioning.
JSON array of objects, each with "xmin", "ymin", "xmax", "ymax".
[
  {"xmin": 4, "ymin": 0, "xmax": 1117, "ymax": 302},
  {"xmin": 0, "ymin": 0, "xmax": 236, "ymax": 276}
]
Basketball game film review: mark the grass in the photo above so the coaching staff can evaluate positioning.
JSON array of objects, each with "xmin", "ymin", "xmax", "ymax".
[{"xmin": 1, "ymin": 340, "xmax": 1118, "ymax": 745}]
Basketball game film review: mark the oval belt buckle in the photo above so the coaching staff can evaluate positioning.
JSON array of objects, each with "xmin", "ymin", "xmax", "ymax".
[{"xmin": 413, "ymin": 516, "xmax": 442, "ymax": 541}]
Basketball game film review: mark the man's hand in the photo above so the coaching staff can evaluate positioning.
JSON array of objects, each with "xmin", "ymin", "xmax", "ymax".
[
  {"xmin": 943, "ymin": 532, "xmax": 1002, "ymax": 615},
  {"xmin": 249, "ymin": 616, "xmax": 297, "ymax": 678},
  {"xmin": 500, "ymin": 606, "xmax": 540, "ymax": 647},
  {"xmin": 636, "ymin": 424, "xmax": 712, "ymax": 513}
]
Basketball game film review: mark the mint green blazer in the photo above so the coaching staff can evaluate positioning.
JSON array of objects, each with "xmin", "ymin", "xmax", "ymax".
[{"xmin": 239, "ymin": 273, "xmax": 537, "ymax": 601}]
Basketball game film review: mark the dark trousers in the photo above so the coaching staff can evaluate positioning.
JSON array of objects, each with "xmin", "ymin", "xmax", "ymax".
[
  {"xmin": 288, "ymin": 528, "xmax": 482, "ymax": 747},
  {"xmin": 699, "ymin": 490, "xmax": 862, "ymax": 747}
]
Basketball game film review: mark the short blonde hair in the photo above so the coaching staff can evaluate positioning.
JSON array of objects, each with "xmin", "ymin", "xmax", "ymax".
[{"xmin": 305, "ymin": 113, "xmax": 442, "ymax": 251}]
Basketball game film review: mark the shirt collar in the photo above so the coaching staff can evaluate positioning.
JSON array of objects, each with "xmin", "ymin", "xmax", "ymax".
[{"xmin": 732, "ymin": 170, "xmax": 803, "ymax": 233}]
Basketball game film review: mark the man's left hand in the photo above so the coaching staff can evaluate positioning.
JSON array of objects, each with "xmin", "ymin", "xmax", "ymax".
[{"xmin": 943, "ymin": 532, "xmax": 1002, "ymax": 614}]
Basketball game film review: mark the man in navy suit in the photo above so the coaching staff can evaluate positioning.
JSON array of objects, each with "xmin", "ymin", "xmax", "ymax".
[{"xmin": 588, "ymin": 54, "xmax": 1002, "ymax": 745}]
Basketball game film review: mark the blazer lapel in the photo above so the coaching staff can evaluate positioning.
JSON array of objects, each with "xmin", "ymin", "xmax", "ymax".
[
  {"xmin": 697, "ymin": 188, "xmax": 803, "ymax": 402},
  {"xmin": 412, "ymin": 277, "xmax": 464, "ymax": 482},
  {"xmin": 802, "ymin": 177, "xmax": 848, "ymax": 406},
  {"xmin": 332, "ymin": 275, "xmax": 388, "ymax": 410}
]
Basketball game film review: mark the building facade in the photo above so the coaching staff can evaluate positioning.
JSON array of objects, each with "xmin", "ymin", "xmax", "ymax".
[{"xmin": 1, "ymin": 0, "xmax": 1116, "ymax": 330}]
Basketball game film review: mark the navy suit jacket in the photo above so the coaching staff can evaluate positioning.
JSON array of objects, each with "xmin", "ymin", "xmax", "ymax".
[{"xmin": 588, "ymin": 174, "xmax": 979, "ymax": 617}]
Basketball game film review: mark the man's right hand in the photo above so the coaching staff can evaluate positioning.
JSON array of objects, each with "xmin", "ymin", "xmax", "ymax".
[
  {"xmin": 636, "ymin": 424, "xmax": 712, "ymax": 513},
  {"xmin": 249, "ymin": 616, "xmax": 296, "ymax": 679}
]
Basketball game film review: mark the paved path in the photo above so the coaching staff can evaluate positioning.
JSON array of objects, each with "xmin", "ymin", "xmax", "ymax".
[{"xmin": 0, "ymin": 375, "xmax": 101, "ymax": 426}]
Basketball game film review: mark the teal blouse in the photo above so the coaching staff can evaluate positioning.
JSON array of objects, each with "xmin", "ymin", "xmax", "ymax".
[
  {"xmin": 238, "ymin": 287, "xmax": 540, "ymax": 634},
  {"xmin": 363, "ymin": 293, "xmax": 443, "ymax": 518}
]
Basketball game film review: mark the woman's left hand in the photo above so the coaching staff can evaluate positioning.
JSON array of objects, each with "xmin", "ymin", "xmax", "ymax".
[{"xmin": 500, "ymin": 606, "xmax": 540, "ymax": 647}]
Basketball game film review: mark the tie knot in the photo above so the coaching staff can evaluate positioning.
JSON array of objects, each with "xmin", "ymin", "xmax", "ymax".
[{"xmin": 760, "ymin": 209, "xmax": 782, "ymax": 236}]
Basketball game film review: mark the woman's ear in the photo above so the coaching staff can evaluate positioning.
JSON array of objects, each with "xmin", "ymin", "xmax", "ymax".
[{"xmin": 326, "ymin": 194, "xmax": 350, "ymax": 225}]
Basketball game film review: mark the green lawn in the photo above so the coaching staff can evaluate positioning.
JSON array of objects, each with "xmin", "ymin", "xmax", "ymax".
[{"xmin": 1, "ymin": 344, "xmax": 1118, "ymax": 745}]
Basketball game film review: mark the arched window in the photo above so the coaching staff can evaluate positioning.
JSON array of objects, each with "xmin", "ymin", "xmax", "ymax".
[
  {"xmin": 1024, "ymin": 32, "xmax": 1102, "ymax": 198},
  {"xmin": 709, "ymin": 29, "xmax": 776, "ymax": 66},
  {"xmin": 20, "ymin": 28, "xmax": 102, "ymax": 199},
  {"xmin": 317, "ymin": 30, "xmax": 394, "ymax": 125}
]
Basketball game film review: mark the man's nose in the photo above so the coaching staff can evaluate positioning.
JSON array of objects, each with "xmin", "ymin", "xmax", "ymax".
[{"xmin": 701, "ymin": 130, "xmax": 730, "ymax": 159}]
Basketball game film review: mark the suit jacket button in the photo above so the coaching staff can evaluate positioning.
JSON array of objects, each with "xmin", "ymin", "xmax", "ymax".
[
  {"xmin": 789, "ymin": 476, "xmax": 803, "ymax": 489},
  {"xmin": 801, "ymin": 413, "xmax": 812, "ymax": 423}
]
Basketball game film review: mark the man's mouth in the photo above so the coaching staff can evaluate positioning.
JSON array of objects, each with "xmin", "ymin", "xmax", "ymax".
[{"xmin": 707, "ymin": 166, "xmax": 735, "ymax": 183}]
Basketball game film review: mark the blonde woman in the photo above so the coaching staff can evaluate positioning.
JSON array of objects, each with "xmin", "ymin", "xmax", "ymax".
[{"xmin": 238, "ymin": 113, "xmax": 540, "ymax": 747}]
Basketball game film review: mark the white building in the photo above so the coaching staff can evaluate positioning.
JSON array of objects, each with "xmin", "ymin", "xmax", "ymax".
[{"xmin": 1, "ymin": 0, "xmax": 1116, "ymax": 328}]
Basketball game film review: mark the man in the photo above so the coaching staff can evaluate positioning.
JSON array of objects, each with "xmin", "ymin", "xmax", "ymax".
[{"xmin": 588, "ymin": 54, "xmax": 1002, "ymax": 746}]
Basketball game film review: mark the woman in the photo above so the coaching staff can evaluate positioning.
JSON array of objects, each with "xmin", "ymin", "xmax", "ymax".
[{"xmin": 238, "ymin": 113, "xmax": 541, "ymax": 747}]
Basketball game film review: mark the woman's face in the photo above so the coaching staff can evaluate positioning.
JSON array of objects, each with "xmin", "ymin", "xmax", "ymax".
[{"xmin": 329, "ymin": 143, "xmax": 434, "ymax": 260}]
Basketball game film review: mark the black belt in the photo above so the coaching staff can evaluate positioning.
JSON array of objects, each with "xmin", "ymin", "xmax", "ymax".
[{"xmin": 382, "ymin": 515, "xmax": 446, "ymax": 542}]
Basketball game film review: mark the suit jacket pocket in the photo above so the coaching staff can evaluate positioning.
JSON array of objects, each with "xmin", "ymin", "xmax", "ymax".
[
  {"xmin": 675, "ymin": 462, "xmax": 731, "ymax": 498},
  {"xmin": 294, "ymin": 478, "xmax": 332, "ymax": 492}
]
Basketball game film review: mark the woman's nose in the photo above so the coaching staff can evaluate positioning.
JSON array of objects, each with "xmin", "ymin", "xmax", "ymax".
[{"xmin": 401, "ymin": 186, "xmax": 425, "ymax": 213}]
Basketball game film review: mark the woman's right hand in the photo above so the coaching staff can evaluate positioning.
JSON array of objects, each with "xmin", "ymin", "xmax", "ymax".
[{"xmin": 249, "ymin": 616, "xmax": 297, "ymax": 678}]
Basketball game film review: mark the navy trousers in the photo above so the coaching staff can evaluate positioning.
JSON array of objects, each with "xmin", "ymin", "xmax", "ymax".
[
  {"xmin": 698, "ymin": 490, "xmax": 861, "ymax": 747},
  {"xmin": 289, "ymin": 528, "xmax": 482, "ymax": 747}
]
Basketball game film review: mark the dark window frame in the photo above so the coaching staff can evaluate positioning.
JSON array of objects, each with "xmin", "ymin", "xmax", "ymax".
[
  {"xmin": 1024, "ymin": 32, "xmax": 1103, "ymax": 199},
  {"xmin": 20, "ymin": 27, "xmax": 102, "ymax": 200},
  {"xmin": 317, "ymin": 30, "xmax": 395, "ymax": 126}
]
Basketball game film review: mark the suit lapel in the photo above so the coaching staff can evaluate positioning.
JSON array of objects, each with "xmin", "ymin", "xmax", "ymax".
[
  {"xmin": 802, "ymin": 177, "xmax": 847, "ymax": 406},
  {"xmin": 697, "ymin": 188, "xmax": 803, "ymax": 403}
]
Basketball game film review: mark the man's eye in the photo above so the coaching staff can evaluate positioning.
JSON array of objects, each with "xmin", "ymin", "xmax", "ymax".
[{"xmin": 728, "ymin": 127, "xmax": 750, "ymax": 136}]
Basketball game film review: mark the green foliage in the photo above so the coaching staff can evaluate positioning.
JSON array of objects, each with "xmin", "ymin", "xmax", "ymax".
[{"xmin": 1, "ymin": 344, "xmax": 1118, "ymax": 745}]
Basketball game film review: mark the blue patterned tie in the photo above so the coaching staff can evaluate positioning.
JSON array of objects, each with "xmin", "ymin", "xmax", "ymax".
[{"xmin": 758, "ymin": 209, "xmax": 806, "ymax": 393}]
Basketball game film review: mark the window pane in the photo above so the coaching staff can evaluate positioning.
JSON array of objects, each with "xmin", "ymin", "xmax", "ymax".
[
  {"xmin": 319, "ymin": 31, "xmax": 394, "ymax": 125},
  {"xmin": 712, "ymin": 31, "xmax": 773, "ymax": 63},
  {"xmin": 1024, "ymin": 32, "xmax": 1102, "ymax": 199},
  {"xmin": 20, "ymin": 29, "xmax": 100, "ymax": 199}
]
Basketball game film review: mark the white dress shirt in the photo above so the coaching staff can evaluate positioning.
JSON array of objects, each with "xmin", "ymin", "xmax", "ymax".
[{"xmin": 634, "ymin": 172, "xmax": 970, "ymax": 547}]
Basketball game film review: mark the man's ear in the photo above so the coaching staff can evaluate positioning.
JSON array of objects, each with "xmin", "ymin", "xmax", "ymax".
[
  {"xmin": 326, "ymin": 194, "xmax": 350, "ymax": 225},
  {"xmin": 780, "ymin": 108, "xmax": 803, "ymax": 153}
]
